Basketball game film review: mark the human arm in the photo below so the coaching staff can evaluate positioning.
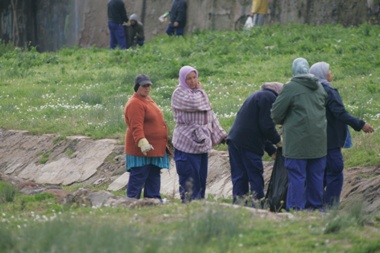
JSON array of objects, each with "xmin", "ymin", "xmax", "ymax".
[{"xmin": 271, "ymin": 86, "xmax": 292, "ymax": 125}]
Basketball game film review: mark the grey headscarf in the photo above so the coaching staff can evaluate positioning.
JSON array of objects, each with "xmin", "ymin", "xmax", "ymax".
[
  {"xmin": 309, "ymin": 62, "xmax": 330, "ymax": 81},
  {"xmin": 292, "ymin": 58, "xmax": 310, "ymax": 76}
]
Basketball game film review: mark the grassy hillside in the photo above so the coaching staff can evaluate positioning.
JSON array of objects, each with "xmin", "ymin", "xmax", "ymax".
[
  {"xmin": 1, "ymin": 24, "xmax": 379, "ymax": 167},
  {"xmin": 1, "ymin": 23, "xmax": 380, "ymax": 253}
]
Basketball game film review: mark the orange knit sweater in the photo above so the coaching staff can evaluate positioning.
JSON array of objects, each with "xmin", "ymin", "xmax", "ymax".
[{"xmin": 124, "ymin": 93, "xmax": 168, "ymax": 157}]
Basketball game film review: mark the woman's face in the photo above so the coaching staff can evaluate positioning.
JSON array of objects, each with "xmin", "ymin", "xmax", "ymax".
[
  {"xmin": 185, "ymin": 71, "xmax": 198, "ymax": 89},
  {"xmin": 136, "ymin": 84, "xmax": 151, "ymax": 97},
  {"xmin": 327, "ymin": 70, "xmax": 333, "ymax": 82}
]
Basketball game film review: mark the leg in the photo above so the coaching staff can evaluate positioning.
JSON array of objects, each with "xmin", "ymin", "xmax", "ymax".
[
  {"xmin": 174, "ymin": 27, "xmax": 184, "ymax": 36},
  {"xmin": 305, "ymin": 157, "xmax": 326, "ymax": 210},
  {"xmin": 324, "ymin": 148, "xmax": 343, "ymax": 207},
  {"xmin": 166, "ymin": 24, "xmax": 175, "ymax": 36},
  {"xmin": 127, "ymin": 165, "xmax": 150, "ymax": 199},
  {"xmin": 242, "ymin": 151, "xmax": 264, "ymax": 201},
  {"xmin": 285, "ymin": 158, "xmax": 307, "ymax": 210},
  {"xmin": 174, "ymin": 149, "xmax": 203, "ymax": 203},
  {"xmin": 198, "ymin": 153, "xmax": 208, "ymax": 199},
  {"xmin": 108, "ymin": 22, "xmax": 117, "ymax": 49},
  {"xmin": 256, "ymin": 14, "xmax": 265, "ymax": 26},
  {"xmin": 228, "ymin": 142, "xmax": 249, "ymax": 204},
  {"xmin": 143, "ymin": 165, "xmax": 162, "ymax": 199},
  {"xmin": 114, "ymin": 24, "xmax": 127, "ymax": 49}
]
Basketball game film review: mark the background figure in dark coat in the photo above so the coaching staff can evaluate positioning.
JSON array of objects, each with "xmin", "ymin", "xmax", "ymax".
[
  {"xmin": 126, "ymin": 14, "xmax": 145, "ymax": 48},
  {"xmin": 309, "ymin": 62, "xmax": 374, "ymax": 207},
  {"xmin": 166, "ymin": 0, "xmax": 187, "ymax": 36},
  {"xmin": 227, "ymin": 82, "xmax": 283, "ymax": 206},
  {"xmin": 107, "ymin": 0, "xmax": 129, "ymax": 49}
]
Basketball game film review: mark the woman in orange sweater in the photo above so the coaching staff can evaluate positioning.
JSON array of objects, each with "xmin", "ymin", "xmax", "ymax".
[{"xmin": 124, "ymin": 74, "xmax": 170, "ymax": 200}]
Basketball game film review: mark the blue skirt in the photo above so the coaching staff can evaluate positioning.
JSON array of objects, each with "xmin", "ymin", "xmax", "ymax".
[{"xmin": 126, "ymin": 152, "xmax": 170, "ymax": 171}]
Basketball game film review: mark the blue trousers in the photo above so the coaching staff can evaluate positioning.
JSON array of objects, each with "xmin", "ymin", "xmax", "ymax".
[
  {"xmin": 127, "ymin": 164, "xmax": 161, "ymax": 199},
  {"xmin": 174, "ymin": 149, "xmax": 208, "ymax": 203},
  {"xmin": 166, "ymin": 24, "xmax": 184, "ymax": 36},
  {"xmin": 324, "ymin": 148, "xmax": 344, "ymax": 206},
  {"xmin": 108, "ymin": 22, "xmax": 127, "ymax": 49},
  {"xmin": 285, "ymin": 157, "xmax": 326, "ymax": 211},
  {"xmin": 228, "ymin": 141, "xmax": 264, "ymax": 205}
]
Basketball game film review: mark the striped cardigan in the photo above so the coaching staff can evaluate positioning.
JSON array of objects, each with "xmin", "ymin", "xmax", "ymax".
[{"xmin": 171, "ymin": 85, "xmax": 227, "ymax": 154}]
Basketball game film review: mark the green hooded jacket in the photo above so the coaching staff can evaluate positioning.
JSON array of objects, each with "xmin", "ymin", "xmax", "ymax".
[{"xmin": 271, "ymin": 74, "xmax": 328, "ymax": 159}]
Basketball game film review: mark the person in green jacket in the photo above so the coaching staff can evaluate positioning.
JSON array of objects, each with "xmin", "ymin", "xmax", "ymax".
[{"xmin": 271, "ymin": 57, "xmax": 328, "ymax": 211}]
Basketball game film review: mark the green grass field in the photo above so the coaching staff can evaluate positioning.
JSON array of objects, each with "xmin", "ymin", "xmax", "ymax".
[{"xmin": 1, "ymin": 24, "xmax": 380, "ymax": 252}]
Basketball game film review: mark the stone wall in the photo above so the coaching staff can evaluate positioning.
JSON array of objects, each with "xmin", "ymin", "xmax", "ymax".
[{"xmin": 1, "ymin": 0, "xmax": 379, "ymax": 51}]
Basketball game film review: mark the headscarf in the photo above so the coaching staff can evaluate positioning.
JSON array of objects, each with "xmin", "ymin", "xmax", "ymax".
[
  {"xmin": 261, "ymin": 82, "xmax": 284, "ymax": 95},
  {"xmin": 179, "ymin": 66, "xmax": 198, "ymax": 89},
  {"xmin": 292, "ymin": 58, "xmax": 310, "ymax": 76},
  {"xmin": 309, "ymin": 62, "xmax": 330, "ymax": 81}
]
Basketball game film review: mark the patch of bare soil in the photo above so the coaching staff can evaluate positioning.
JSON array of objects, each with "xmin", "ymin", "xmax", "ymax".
[{"xmin": 1, "ymin": 129, "xmax": 379, "ymax": 214}]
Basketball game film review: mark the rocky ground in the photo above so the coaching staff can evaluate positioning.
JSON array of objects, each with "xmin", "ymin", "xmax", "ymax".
[{"xmin": 1, "ymin": 129, "xmax": 379, "ymax": 215}]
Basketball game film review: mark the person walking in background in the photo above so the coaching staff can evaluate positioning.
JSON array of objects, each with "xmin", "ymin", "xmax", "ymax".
[
  {"xmin": 171, "ymin": 66, "xmax": 227, "ymax": 203},
  {"xmin": 124, "ymin": 74, "xmax": 170, "ymax": 200},
  {"xmin": 227, "ymin": 82, "xmax": 283, "ymax": 206},
  {"xmin": 166, "ymin": 0, "xmax": 187, "ymax": 36},
  {"xmin": 271, "ymin": 58, "xmax": 328, "ymax": 211},
  {"xmin": 309, "ymin": 62, "xmax": 375, "ymax": 207},
  {"xmin": 251, "ymin": 0, "xmax": 268, "ymax": 26},
  {"xmin": 107, "ymin": 0, "xmax": 129, "ymax": 49},
  {"xmin": 126, "ymin": 14, "xmax": 145, "ymax": 49}
]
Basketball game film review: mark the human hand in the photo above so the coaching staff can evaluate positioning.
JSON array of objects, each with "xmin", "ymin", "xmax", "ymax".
[
  {"xmin": 141, "ymin": 144, "xmax": 154, "ymax": 155},
  {"xmin": 220, "ymin": 138, "xmax": 227, "ymax": 145},
  {"xmin": 173, "ymin": 21, "xmax": 179, "ymax": 27},
  {"xmin": 197, "ymin": 82, "xmax": 202, "ymax": 89},
  {"xmin": 362, "ymin": 123, "xmax": 374, "ymax": 133},
  {"xmin": 275, "ymin": 141, "xmax": 282, "ymax": 148},
  {"xmin": 271, "ymin": 152, "xmax": 276, "ymax": 160},
  {"xmin": 138, "ymin": 138, "xmax": 154, "ymax": 155}
]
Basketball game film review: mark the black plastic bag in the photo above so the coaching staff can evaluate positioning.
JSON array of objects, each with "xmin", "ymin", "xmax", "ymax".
[{"xmin": 266, "ymin": 147, "xmax": 288, "ymax": 212}]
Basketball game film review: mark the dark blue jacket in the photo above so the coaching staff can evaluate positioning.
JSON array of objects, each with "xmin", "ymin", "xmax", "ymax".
[
  {"xmin": 321, "ymin": 80, "xmax": 365, "ymax": 149},
  {"xmin": 169, "ymin": 0, "xmax": 187, "ymax": 28},
  {"xmin": 107, "ymin": 0, "xmax": 129, "ymax": 24},
  {"xmin": 227, "ymin": 89, "xmax": 281, "ymax": 156}
]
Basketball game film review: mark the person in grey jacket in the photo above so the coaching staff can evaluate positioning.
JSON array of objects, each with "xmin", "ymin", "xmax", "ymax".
[
  {"xmin": 309, "ymin": 62, "xmax": 374, "ymax": 207},
  {"xmin": 271, "ymin": 57, "xmax": 328, "ymax": 211}
]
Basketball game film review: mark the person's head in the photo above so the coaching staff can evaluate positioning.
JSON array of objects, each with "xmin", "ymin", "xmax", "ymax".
[
  {"xmin": 292, "ymin": 58, "xmax": 310, "ymax": 76},
  {"xmin": 261, "ymin": 82, "xmax": 284, "ymax": 95},
  {"xmin": 179, "ymin": 66, "xmax": 199, "ymax": 90},
  {"xmin": 130, "ymin": 14, "xmax": 138, "ymax": 26},
  {"xmin": 309, "ymin": 62, "xmax": 332, "ymax": 82},
  {"xmin": 134, "ymin": 74, "xmax": 152, "ymax": 97}
]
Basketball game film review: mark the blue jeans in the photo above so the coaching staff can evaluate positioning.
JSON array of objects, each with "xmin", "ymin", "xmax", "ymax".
[
  {"xmin": 285, "ymin": 157, "xmax": 326, "ymax": 211},
  {"xmin": 127, "ymin": 164, "xmax": 161, "ymax": 199},
  {"xmin": 166, "ymin": 24, "xmax": 184, "ymax": 36},
  {"xmin": 174, "ymin": 149, "xmax": 208, "ymax": 203},
  {"xmin": 228, "ymin": 141, "xmax": 264, "ymax": 205},
  {"xmin": 108, "ymin": 22, "xmax": 127, "ymax": 49},
  {"xmin": 324, "ymin": 148, "xmax": 344, "ymax": 206}
]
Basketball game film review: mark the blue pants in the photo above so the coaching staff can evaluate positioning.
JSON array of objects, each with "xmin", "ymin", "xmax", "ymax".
[
  {"xmin": 127, "ymin": 164, "xmax": 161, "ymax": 199},
  {"xmin": 174, "ymin": 149, "xmax": 208, "ymax": 203},
  {"xmin": 324, "ymin": 148, "xmax": 344, "ymax": 206},
  {"xmin": 228, "ymin": 141, "xmax": 264, "ymax": 205},
  {"xmin": 108, "ymin": 22, "xmax": 127, "ymax": 49},
  {"xmin": 166, "ymin": 24, "xmax": 184, "ymax": 36},
  {"xmin": 285, "ymin": 157, "xmax": 326, "ymax": 211}
]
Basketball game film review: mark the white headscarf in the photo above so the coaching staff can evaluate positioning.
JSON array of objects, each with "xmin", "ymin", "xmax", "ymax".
[{"xmin": 310, "ymin": 62, "xmax": 330, "ymax": 81}]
